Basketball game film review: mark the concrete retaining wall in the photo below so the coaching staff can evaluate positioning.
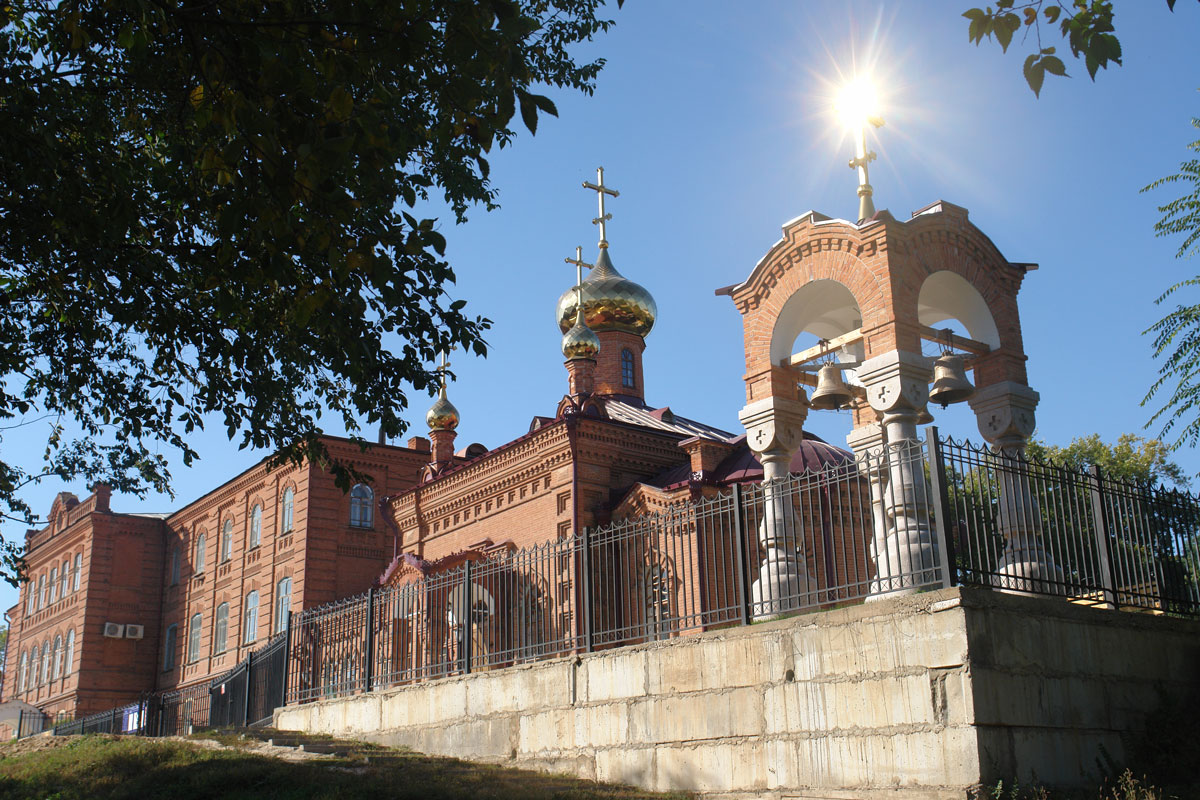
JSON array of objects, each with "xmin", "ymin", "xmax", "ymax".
[{"xmin": 275, "ymin": 588, "xmax": 1200, "ymax": 799}]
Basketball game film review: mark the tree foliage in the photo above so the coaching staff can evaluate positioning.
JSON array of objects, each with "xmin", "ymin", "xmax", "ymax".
[
  {"xmin": 962, "ymin": 1, "xmax": 1194, "ymax": 96},
  {"xmin": 1025, "ymin": 432, "xmax": 1190, "ymax": 487},
  {"xmin": 1143, "ymin": 117, "xmax": 1200, "ymax": 455},
  {"xmin": 0, "ymin": 0, "xmax": 620, "ymax": 584}
]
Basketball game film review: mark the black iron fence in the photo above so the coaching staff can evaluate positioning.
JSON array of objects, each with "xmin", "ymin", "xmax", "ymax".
[
  {"xmin": 289, "ymin": 430, "xmax": 1200, "ymax": 706},
  {"xmin": 16, "ymin": 630, "xmax": 289, "ymax": 739},
  {"xmin": 18, "ymin": 431, "xmax": 1200, "ymax": 734}
]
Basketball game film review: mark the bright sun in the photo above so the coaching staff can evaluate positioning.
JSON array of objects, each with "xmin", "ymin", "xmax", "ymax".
[{"xmin": 834, "ymin": 78, "xmax": 882, "ymax": 131}]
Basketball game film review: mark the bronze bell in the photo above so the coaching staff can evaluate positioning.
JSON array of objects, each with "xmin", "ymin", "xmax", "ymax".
[
  {"xmin": 916, "ymin": 406, "xmax": 934, "ymax": 425},
  {"xmin": 928, "ymin": 353, "xmax": 975, "ymax": 407},
  {"xmin": 809, "ymin": 364, "xmax": 853, "ymax": 410}
]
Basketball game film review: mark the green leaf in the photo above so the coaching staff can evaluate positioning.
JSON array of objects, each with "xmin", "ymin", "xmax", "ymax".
[
  {"xmin": 1023, "ymin": 53, "xmax": 1044, "ymax": 97},
  {"xmin": 517, "ymin": 89, "xmax": 539, "ymax": 134},
  {"xmin": 1041, "ymin": 56, "xmax": 1067, "ymax": 77}
]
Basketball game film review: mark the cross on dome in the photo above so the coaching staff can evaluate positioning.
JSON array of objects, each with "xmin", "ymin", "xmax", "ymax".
[
  {"xmin": 435, "ymin": 349, "xmax": 452, "ymax": 398},
  {"xmin": 564, "ymin": 245, "xmax": 594, "ymax": 295},
  {"xmin": 582, "ymin": 167, "xmax": 619, "ymax": 248}
]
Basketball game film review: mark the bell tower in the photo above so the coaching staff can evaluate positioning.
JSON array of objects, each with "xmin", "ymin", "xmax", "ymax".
[{"xmin": 720, "ymin": 84, "xmax": 1050, "ymax": 599}]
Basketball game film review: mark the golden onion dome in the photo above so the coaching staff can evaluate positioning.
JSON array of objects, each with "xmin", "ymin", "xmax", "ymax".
[
  {"xmin": 561, "ymin": 312, "xmax": 601, "ymax": 360},
  {"xmin": 556, "ymin": 248, "xmax": 656, "ymax": 337},
  {"xmin": 425, "ymin": 393, "xmax": 460, "ymax": 432}
]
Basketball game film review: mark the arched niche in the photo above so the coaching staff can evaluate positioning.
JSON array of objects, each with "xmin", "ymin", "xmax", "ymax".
[
  {"xmin": 770, "ymin": 279, "xmax": 862, "ymax": 364},
  {"xmin": 917, "ymin": 271, "xmax": 1001, "ymax": 349}
]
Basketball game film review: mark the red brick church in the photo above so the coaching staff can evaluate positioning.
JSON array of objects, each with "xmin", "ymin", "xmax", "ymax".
[
  {"xmin": 1, "ymin": 170, "xmax": 855, "ymax": 728},
  {"xmin": 2, "ymin": 164, "xmax": 1036, "ymax": 732}
]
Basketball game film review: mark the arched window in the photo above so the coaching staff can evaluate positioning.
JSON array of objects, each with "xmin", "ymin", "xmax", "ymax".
[
  {"xmin": 214, "ymin": 603, "xmax": 229, "ymax": 654},
  {"xmin": 40, "ymin": 639, "xmax": 51, "ymax": 685},
  {"xmin": 64, "ymin": 629, "xmax": 75, "ymax": 677},
  {"xmin": 163, "ymin": 624, "xmax": 177, "ymax": 671},
  {"xmin": 275, "ymin": 577, "xmax": 292, "ymax": 634},
  {"xmin": 620, "ymin": 348, "xmax": 635, "ymax": 389},
  {"xmin": 350, "ymin": 484, "xmax": 373, "ymax": 528},
  {"xmin": 31, "ymin": 645, "xmax": 40, "ymax": 686},
  {"xmin": 244, "ymin": 590, "xmax": 259, "ymax": 644},
  {"xmin": 194, "ymin": 533, "xmax": 206, "ymax": 574},
  {"xmin": 188, "ymin": 613, "xmax": 202, "ymax": 663},
  {"xmin": 37, "ymin": 574, "xmax": 46, "ymax": 609},
  {"xmin": 18, "ymin": 651, "xmax": 27, "ymax": 693},
  {"xmin": 170, "ymin": 546, "xmax": 180, "ymax": 585},
  {"xmin": 60, "ymin": 559, "xmax": 69, "ymax": 598},
  {"xmin": 281, "ymin": 487, "xmax": 294, "ymax": 533},
  {"xmin": 249, "ymin": 504, "xmax": 262, "ymax": 548},
  {"xmin": 221, "ymin": 519, "xmax": 233, "ymax": 561},
  {"xmin": 25, "ymin": 580, "xmax": 34, "ymax": 615},
  {"xmin": 48, "ymin": 567, "xmax": 57, "ymax": 605},
  {"xmin": 72, "ymin": 552, "xmax": 82, "ymax": 592},
  {"xmin": 52, "ymin": 635, "xmax": 63, "ymax": 680}
]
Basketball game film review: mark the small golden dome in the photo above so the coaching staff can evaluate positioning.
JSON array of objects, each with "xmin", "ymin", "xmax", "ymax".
[
  {"xmin": 425, "ymin": 393, "xmax": 460, "ymax": 431},
  {"xmin": 561, "ymin": 314, "xmax": 601, "ymax": 360},
  {"xmin": 556, "ymin": 249, "xmax": 656, "ymax": 337}
]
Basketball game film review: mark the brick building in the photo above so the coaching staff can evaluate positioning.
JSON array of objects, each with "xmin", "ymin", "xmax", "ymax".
[{"xmin": 1, "ymin": 184, "xmax": 858, "ymax": 727}]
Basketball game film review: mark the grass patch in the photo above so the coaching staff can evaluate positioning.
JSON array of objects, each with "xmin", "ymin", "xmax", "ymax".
[{"xmin": 0, "ymin": 735, "xmax": 689, "ymax": 800}]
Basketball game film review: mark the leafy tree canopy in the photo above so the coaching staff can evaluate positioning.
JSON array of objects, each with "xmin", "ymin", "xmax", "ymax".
[
  {"xmin": 0, "ymin": 0, "xmax": 620, "ymax": 584},
  {"xmin": 1143, "ymin": 117, "xmax": 1200, "ymax": 455},
  {"xmin": 1025, "ymin": 432, "xmax": 1190, "ymax": 488},
  {"xmin": 963, "ymin": 1, "xmax": 1195, "ymax": 96}
]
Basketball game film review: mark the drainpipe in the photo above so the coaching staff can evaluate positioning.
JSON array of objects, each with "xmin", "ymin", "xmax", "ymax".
[{"xmin": 379, "ymin": 495, "xmax": 401, "ymax": 565}]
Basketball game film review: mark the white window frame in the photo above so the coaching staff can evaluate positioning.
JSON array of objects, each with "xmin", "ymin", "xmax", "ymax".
[
  {"xmin": 221, "ymin": 519, "xmax": 233, "ymax": 561},
  {"xmin": 195, "ymin": 533, "xmax": 206, "ymax": 574},
  {"xmin": 275, "ymin": 577, "xmax": 292, "ymax": 634},
  {"xmin": 52, "ymin": 635, "xmax": 63, "ymax": 680},
  {"xmin": 64, "ymin": 629, "xmax": 75, "ymax": 677},
  {"xmin": 72, "ymin": 552, "xmax": 82, "ymax": 592},
  {"xmin": 349, "ymin": 484, "xmax": 374, "ymax": 528},
  {"xmin": 214, "ymin": 602, "xmax": 229, "ymax": 654},
  {"xmin": 244, "ymin": 590, "xmax": 259, "ymax": 644},
  {"xmin": 249, "ymin": 505, "xmax": 262, "ymax": 549},
  {"xmin": 187, "ymin": 613, "xmax": 202, "ymax": 663},
  {"xmin": 281, "ymin": 487, "xmax": 294, "ymax": 533}
]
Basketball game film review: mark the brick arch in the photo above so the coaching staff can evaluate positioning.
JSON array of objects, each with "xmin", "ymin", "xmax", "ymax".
[
  {"xmin": 894, "ymin": 215, "xmax": 1028, "ymax": 356},
  {"xmin": 741, "ymin": 237, "xmax": 886, "ymax": 374}
]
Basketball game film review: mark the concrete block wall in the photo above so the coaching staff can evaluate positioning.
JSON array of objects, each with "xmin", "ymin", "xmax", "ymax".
[{"xmin": 274, "ymin": 588, "xmax": 1200, "ymax": 799}]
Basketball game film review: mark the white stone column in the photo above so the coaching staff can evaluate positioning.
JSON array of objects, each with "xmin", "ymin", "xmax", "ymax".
[
  {"xmin": 857, "ymin": 351, "xmax": 939, "ymax": 596},
  {"xmin": 739, "ymin": 395, "xmax": 810, "ymax": 619},
  {"xmin": 846, "ymin": 424, "xmax": 889, "ymax": 586},
  {"xmin": 969, "ymin": 382, "xmax": 1062, "ymax": 594}
]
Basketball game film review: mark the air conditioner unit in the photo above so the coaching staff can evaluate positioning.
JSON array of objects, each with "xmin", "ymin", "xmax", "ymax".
[
  {"xmin": 103, "ymin": 622, "xmax": 123, "ymax": 638},
  {"xmin": 125, "ymin": 624, "xmax": 144, "ymax": 640}
]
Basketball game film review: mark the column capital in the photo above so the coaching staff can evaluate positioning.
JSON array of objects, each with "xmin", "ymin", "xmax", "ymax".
[
  {"xmin": 969, "ymin": 381, "xmax": 1039, "ymax": 450},
  {"xmin": 738, "ymin": 395, "xmax": 809, "ymax": 458},
  {"xmin": 857, "ymin": 350, "xmax": 931, "ymax": 415}
]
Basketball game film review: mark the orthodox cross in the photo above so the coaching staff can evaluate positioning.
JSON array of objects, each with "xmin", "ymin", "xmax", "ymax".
[
  {"xmin": 564, "ymin": 246, "xmax": 593, "ymax": 288},
  {"xmin": 435, "ymin": 349, "xmax": 452, "ymax": 398},
  {"xmin": 563, "ymin": 246, "xmax": 593, "ymax": 322},
  {"xmin": 581, "ymin": 167, "xmax": 619, "ymax": 248}
]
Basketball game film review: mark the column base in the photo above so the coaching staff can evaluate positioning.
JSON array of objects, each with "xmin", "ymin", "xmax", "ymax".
[
  {"xmin": 868, "ymin": 523, "xmax": 940, "ymax": 599},
  {"xmin": 751, "ymin": 548, "xmax": 811, "ymax": 620},
  {"xmin": 994, "ymin": 532, "xmax": 1064, "ymax": 597}
]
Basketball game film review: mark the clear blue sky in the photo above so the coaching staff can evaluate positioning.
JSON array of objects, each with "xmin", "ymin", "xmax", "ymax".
[{"xmin": 4, "ymin": 1, "xmax": 1199, "ymax": 613}]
